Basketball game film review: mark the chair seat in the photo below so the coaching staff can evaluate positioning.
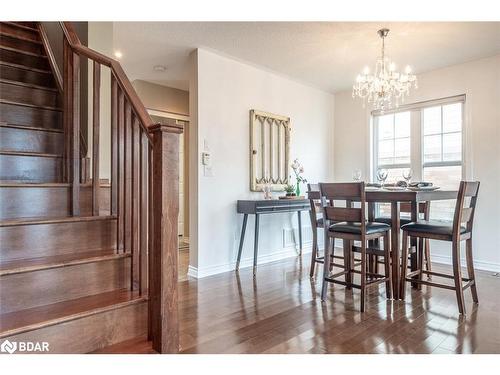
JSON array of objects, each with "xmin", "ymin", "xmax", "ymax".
[
  {"xmin": 374, "ymin": 216, "xmax": 412, "ymax": 226},
  {"xmin": 329, "ymin": 221, "xmax": 390, "ymax": 235},
  {"xmin": 401, "ymin": 220, "xmax": 467, "ymax": 236}
]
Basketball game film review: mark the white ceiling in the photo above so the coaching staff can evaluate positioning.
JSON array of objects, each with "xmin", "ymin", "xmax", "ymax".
[{"xmin": 113, "ymin": 22, "xmax": 500, "ymax": 93}]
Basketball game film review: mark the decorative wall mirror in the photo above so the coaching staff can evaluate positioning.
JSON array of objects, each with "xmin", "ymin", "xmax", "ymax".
[{"xmin": 250, "ymin": 109, "xmax": 290, "ymax": 192}]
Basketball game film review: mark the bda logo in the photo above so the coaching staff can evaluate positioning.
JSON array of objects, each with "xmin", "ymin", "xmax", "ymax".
[{"xmin": 1, "ymin": 340, "xmax": 17, "ymax": 354}]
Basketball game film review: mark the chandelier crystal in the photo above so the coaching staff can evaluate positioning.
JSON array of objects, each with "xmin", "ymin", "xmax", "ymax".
[{"xmin": 352, "ymin": 28, "xmax": 417, "ymax": 112}]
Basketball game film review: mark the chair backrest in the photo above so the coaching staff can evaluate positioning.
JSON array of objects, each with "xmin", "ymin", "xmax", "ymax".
[
  {"xmin": 307, "ymin": 183, "xmax": 321, "ymax": 228},
  {"xmin": 319, "ymin": 182, "xmax": 366, "ymax": 235},
  {"xmin": 400, "ymin": 201, "xmax": 429, "ymax": 218},
  {"xmin": 453, "ymin": 181, "xmax": 480, "ymax": 236}
]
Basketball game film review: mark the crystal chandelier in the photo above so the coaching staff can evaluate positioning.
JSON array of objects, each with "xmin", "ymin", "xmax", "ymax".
[{"xmin": 352, "ymin": 28, "xmax": 417, "ymax": 112}]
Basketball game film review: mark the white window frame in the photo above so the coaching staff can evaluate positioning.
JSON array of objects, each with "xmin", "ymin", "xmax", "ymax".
[{"xmin": 372, "ymin": 95, "xmax": 466, "ymax": 184}]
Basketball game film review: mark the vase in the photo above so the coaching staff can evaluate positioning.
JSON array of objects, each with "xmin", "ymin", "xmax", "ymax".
[{"xmin": 295, "ymin": 184, "xmax": 300, "ymax": 197}]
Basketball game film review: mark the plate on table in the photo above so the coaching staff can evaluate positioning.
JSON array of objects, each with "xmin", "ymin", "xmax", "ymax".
[
  {"xmin": 407, "ymin": 186, "xmax": 440, "ymax": 191},
  {"xmin": 384, "ymin": 186, "xmax": 406, "ymax": 191}
]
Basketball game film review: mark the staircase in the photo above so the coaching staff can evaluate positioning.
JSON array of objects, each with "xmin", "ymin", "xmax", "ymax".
[{"xmin": 0, "ymin": 22, "xmax": 180, "ymax": 353}]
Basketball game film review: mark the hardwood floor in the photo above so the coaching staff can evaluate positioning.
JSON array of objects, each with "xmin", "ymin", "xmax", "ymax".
[{"xmin": 96, "ymin": 250, "xmax": 500, "ymax": 354}]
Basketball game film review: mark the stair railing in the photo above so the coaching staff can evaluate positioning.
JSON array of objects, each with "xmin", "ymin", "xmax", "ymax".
[{"xmin": 56, "ymin": 21, "xmax": 180, "ymax": 353}]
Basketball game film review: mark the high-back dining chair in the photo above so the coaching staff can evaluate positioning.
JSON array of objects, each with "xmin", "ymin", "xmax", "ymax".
[
  {"xmin": 307, "ymin": 184, "xmax": 345, "ymax": 277},
  {"xmin": 319, "ymin": 182, "xmax": 392, "ymax": 312},
  {"xmin": 400, "ymin": 181, "xmax": 480, "ymax": 315},
  {"xmin": 373, "ymin": 201, "xmax": 432, "ymax": 276}
]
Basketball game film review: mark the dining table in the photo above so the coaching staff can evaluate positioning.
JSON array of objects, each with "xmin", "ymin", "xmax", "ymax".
[{"xmin": 364, "ymin": 188, "xmax": 458, "ymax": 299}]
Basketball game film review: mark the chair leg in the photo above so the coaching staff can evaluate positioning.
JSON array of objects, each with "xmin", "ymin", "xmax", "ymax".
[
  {"xmin": 310, "ymin": 227, "xmax": 318, "ymax": 278},
  {"xmin": 343, "ymin": 239, "xmax": 352, "ymax": 289},
  {"xmin": 452, "ymin": 239, "xmax": 466, "ymax": 315},
  {"xmin": 373, "ymin": 238, "xmax": 380, "ymax": 276},
  {"xmin": 424, "ymin": 238, "xmax": 432, "ymax": 279},
  {"xmin": 400, "ymin": 231, "xmax": 409, "ymax": 300},
  {"xmin": 417, "ymin": 237, "xmax": 424, "ymax": 289},
  {"xmin": 465, "ymin": 238, "xmax": 479, "ymax": 304},
  {"xmin": 360, "ymin": 240, "xmax": 367, "ymax": 312},
  {"xmin": 383, "ymin": 232, "xmax": 392, "ymax": 299},
  {"xmin": 321, "ymin": 235, "xmax": 332, "ymax": 301}
]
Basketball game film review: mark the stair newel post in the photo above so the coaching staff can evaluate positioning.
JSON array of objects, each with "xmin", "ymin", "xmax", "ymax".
[
  {"xmin": 148, "ymin": 122, "xmax": 182, "ymax": 354},
  {"xmin": 92, "ymin": 61, "xmax": 101, "ymax": 216}
]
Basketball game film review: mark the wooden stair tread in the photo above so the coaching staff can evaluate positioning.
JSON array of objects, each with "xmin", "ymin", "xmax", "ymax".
[
  {"xmin": 0, "ymin": 249, "xmax": 129, "ymax": 276},
  {"xmin": 0, "ymin": 214, "xmax": 117, "ymax": 227},
  {"xmin": 1, "ymin": 22, "xmax": 39, "ymax": 32},
  {"xmin": 0, "ymin": 182, "xmax": 70, "ymax": 187},
  {"xmin": 0, "ymin": 78, "xmax": 58, "ymax": 92},
  {"xmin": 0, "ymin": 289, "xmax": 146, "ymax": 338},
  {"xmin": 0, "ymin": 150, "xmax": 61, "ymax": 158},
  {"xmin": 92, "ymin": 336, "xmax": 156, "ymax": 354},
  {"xmin": 0, "ymin": 30, "xmax": 43, "ymax": 45},
  {"xmin": 0, "ymin": 45, "xmax": 48, "ymax": 59},
  {"xmin": 0, "ymin": 122, "xmax": 63, "ymax": 133},
  {"xmin": 0, "ymin": 61, "xmax": 51, "ymax": 74},
  {"xmin": 0, "ymin": 98, "xmax": 62, "ymax": 112}
]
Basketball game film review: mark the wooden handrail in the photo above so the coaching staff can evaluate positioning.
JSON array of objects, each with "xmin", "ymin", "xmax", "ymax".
[{"xmin": 59, "ymin": 22, "xmax": 157, "ymax": 138}]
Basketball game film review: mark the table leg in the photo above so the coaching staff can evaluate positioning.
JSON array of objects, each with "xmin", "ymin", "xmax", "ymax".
[
  {"xmin": 390, "ymin": 201, "xmax": 401, "ymax": 299},
  {"xmin": 410, "ymin": 201, "xmax": 419, "ymax": 289},
  {"xmin": 253, "ymin": 214, "xmax": 260, "ymax": 276},
  {"xmin": 236, "ymin": 214, "xmax": 248, "ymax": 270},
  {"xmin": 298, "ymin": 211, "xmax": 303, "ymax": 255}
]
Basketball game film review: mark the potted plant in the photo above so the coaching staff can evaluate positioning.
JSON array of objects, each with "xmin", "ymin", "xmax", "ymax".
[{"xmin": 284, "ymin": 184, "xmax": 296, "ymax": 197}]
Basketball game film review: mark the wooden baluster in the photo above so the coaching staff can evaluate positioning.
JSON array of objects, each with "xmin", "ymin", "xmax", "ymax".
[
  {"xmin": 117, "ymin": 90, "xmax": 125, "ymax": 252},
  {"xmin": 71, "ymin": 52, "xmax": 80, "ymax": 215},
  {"xmin": 92, "ymin": 61, "xmax": 101, "ymax": 216},
  {"xmin": 147, "ymin": 145, "xmax": 153, "ymax": 338},
  {"xmin": 131, "ymin": 116, "xmax": 140, "ymax": 290},
  {"xmin": 139, "ymin": 131, "xmax": 149, "ymax": 295},
  {"xmin": 148, "ymin": 122, "xmax": 182, "ymax": 354},
  {"xmin": 124, "ymin": 102, "xmax": 132, "ymax": 253},
  {"xmin": 111, "ymin": 76, "xmax": 118, "ymax": 216},
  {"xmin": 62, "ymin": 39, "xmax": 70, "ymax": 183}
]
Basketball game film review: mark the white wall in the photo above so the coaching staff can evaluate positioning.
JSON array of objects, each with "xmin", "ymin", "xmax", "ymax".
[
  {"xmin": 334, "ymin": 54, "xmax": 500, "ymax": 272},
  {"xmin": 189, "ymin": 48, "xmax": 335, "ymax": 278}
]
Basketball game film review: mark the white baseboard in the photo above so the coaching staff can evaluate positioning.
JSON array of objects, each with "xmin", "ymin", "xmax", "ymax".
[
  {"xmin": 430, "ymin": 254, "xmax": 500, "ymax": 273},
  {"xmin": 188, "ymin": 244, "xmax": 313, "ymax": 279}
]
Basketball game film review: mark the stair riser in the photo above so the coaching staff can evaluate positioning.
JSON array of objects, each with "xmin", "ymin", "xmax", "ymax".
[
  {"xmin": 0, "ymin": 154, "xmax": 62, "ymax": 182},
  {"xmin": 0, "ymin": 33, "xmax": 43, "ymax": 54},
  {"xmin": 0, "ymin": 185, "xmax": 110, "ymax": 220},
  {"xmin": 0, "ymin": 257, "xmax": 130, "ymax": 314},
  {"xmin": 0, "ymin": 81, "xmax": 59, "ymax": 108},
  {"xmin": 0, "ymin": 126, "xmax": 63, "ymax": 154},
  {"xmin": 0, "ymin": 102, "xmax": 61, "ymax": 129},
  {"xmin": 0, "ymin": 64, "xmax": 56, "ymax": 88},
  {"xmin": 0, "ymin": 23, "xmax": 40, "ymax": 43},
  {"xmin": 0, "ymin": 48, "xmax": 49, "ymax": 71},
  {"xmin": 1, "ymin": 301, "xmax": 147, "ymax": 353},
  {"xmin": 0, "ymin": 219, "xmax": 117, "ymax": 261}
]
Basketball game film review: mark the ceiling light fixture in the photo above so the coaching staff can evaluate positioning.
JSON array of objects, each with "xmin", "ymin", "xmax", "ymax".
[
  {"xmin": 153, "ymin": 65, "xmax": 167, "ymax": 72},
  {"xmin": 114, "ymin": 51, "xmax": 123, "ymax": 59},
  {"xmin": 352, "ymin": 28, "xmax": 417, "ymax": 112}
]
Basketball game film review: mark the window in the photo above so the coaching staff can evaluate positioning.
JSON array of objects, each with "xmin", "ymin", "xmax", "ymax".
[
  {"xmin": 372, "ymin": 96, "xmax": 464, "ymax": 220},
  {"xmin": 374, "ymin": 111, "xmax": 411, "ymax": 183}
]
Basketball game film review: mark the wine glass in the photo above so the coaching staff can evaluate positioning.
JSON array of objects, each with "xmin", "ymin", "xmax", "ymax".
[
  {"xmin": 402, "ymin": 168, "xmax": 412, "ymax": 186},
  {"xmin": 352, "ymin": 169, "xmax": 362, "ymax": 182},
  {"xmin": 377, "ymin": 168, "xmax": 388, "ymax": 188}
]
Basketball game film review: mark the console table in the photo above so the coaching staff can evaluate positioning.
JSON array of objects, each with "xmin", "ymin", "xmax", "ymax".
[{"xmin": 236, "ymin": 199, "xmax": 310, "ymax": 274}]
